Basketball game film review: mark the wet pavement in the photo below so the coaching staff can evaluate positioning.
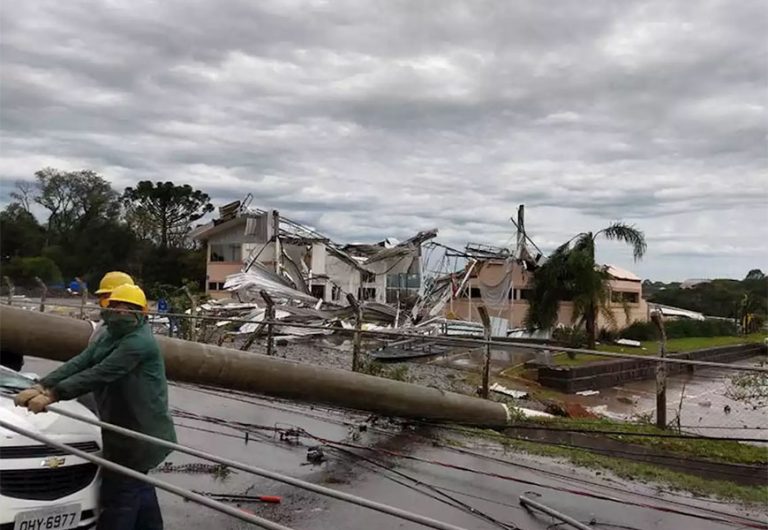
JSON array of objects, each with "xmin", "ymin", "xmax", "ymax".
[{"xmin": 20, "ymin": 356, "xmax": 767, "ymax": 529}]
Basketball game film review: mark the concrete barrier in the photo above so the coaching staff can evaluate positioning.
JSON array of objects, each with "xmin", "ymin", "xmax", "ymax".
[{"xmin": 537, "ymin": 343, "xmax": 767, "ymax": 393}]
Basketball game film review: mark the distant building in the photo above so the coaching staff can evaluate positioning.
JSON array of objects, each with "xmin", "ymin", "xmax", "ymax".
[
  {"xmin": 445, "ymin": 258, "xmax": 648, "ymax": 331},
  {"xmin": 190, "ymin": 203, "xmax": 436, "ymax": 304},
  {"xmin": 681, "ymin": 278, "xmax": 711, "ymax": 289}
]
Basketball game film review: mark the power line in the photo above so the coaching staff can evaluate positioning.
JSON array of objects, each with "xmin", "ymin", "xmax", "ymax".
[
  {"xmin": 299, "ymin": 432, "xmax": 768, "ymax": 529},
  {"xmin": 0, "ymin": 393, "xmax": 471, "ymax": 530},
  {"xmin": 9, "ymin": 300, "xmax": 766, "ymax": 373},
  {"xmin": 166, "ymin": 392, "xmax": 767, "ymax": 527},
  {"xmin": 0, "ymin": 417, "xmax": 293, "ymax": 530}
]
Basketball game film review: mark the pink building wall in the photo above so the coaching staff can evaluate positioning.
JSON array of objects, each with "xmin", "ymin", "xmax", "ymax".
[{"xmin": 447, "ymin": 260, "xmax": 647, "ymax": 330}]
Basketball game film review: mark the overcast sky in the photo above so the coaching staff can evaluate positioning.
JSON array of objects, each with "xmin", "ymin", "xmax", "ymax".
[{"xmin": 1, "ymin": 0, "xmax": 766, "ymax": 281}]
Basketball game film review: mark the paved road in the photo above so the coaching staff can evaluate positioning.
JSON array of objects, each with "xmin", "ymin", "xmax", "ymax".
[{"xmin": 22, "ymin": 357, "xmax": 766, "ymax": 530}]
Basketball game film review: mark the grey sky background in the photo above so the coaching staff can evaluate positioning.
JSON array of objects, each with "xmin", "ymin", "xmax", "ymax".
[{"xmin": 1, "ymin": 0, "xmax": 766, "ymax": 281}]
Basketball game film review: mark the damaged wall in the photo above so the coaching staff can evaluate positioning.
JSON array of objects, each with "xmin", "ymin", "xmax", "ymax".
[
  {"xmin": 449, "ymin": 259, "xmax": 647, "ymax": 330},
  {"xmin": 325, "ymin": 254, "xmax": 362, "ymax": 303}
]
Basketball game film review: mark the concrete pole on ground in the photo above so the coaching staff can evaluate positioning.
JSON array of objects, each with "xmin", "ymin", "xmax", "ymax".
[
  {"xmin": 35, "ymin": 277, "xmax": 47, "ymax": 312},
  {"xmin": 261, "ymin": 290, "xmax": 276, "ymax": 356},
  {"xmin": 0, "ymin": 305, "xmax": 512, "ymax": 426},
  {"xmin": 651, "ymin": 308, "xmax": 668, "ymax": 429},
  {"xmin": 347, "ymin": 293, "xmax": 363, "ymax": 372},
  {"xmin": 477, "ymin": 305, "xmax": 492, "ymax": 399},
  {"xmin": 3, "ymin": 276, "xmax": 14, "ymax": 305}
]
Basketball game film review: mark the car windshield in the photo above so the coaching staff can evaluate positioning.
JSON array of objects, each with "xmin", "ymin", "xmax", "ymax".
[{"xmin": 0, "ymin": 367, "xmax": 33, "ymax": 391}]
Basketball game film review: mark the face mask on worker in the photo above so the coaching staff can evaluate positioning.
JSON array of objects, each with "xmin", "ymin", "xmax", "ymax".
[
  {"xmin": 106, "ymin": 312, "xmax": 141, "ymax": 338},
  {"xmin": 100, "ymin": 308, "xmax": 113, "ymax": 323}
]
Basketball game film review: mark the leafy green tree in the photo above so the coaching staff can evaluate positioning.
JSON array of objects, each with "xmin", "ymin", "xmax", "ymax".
[
  {"xmin": 122, "ymin": 181, "xmax": 214, "ymax": 250},
  {"xmin": 0, "ymin": 203, "xmax": 45, "ymax": 260},
  {"xmin": 9, "ymin": 180, "xmax": 35, "ymax": 212},
  {"xmin": 526, "ymin": 223, "xmax": 647, "ymax": 349},
  {"xmin": 649, "ymin": 278, "xmax": 767, "ymax": 319},
  {"xmin": 33, "ymin": 168, "xmax": 120, "ymax": 239}
]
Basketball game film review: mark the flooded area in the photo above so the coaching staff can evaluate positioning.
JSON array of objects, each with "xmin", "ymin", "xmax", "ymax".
[
  {"xmin": 16, "ymin": 356, "xmax": 767, "ymax": 529},
  {"xmin": 563, "ymin": 357, "xmax": 768, "ymax": 441}
]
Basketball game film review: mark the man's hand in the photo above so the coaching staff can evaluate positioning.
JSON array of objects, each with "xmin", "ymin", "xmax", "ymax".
[
  {"xmin": 13, "ymin": 385, "xmax": 44, "ymax": 407},
  {"xmin": 27, "ymin": 393, "xmax": 56, "ymax": 414}
]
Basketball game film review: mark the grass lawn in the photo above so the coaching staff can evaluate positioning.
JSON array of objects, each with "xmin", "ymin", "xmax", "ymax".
[
  {"xmin": 520, "ymin": 417, "xmax": 768, "ymax": 464},
  {"xmin": 553, "ymin": 333, "xmax": 767, "ymax": 367},
  {"xmin": 447, "ymin": 428, "xmax": 768, "ymax": 503}
]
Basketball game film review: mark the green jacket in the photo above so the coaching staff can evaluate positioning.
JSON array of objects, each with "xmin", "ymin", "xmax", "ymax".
[{"xmin": 41, "ymin": 321, "xmax": 177, "ymax": 472}]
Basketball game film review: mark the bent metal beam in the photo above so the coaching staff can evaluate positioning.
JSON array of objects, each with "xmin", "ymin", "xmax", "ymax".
[{"xmin": 0, "ymin": 305, "xmax": 511, "ymax": 426}]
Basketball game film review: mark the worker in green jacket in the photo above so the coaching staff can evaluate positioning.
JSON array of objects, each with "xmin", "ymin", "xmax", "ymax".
[{"xmin": 14, "ymin": 283, "xmax": 176, "ymax": 530}]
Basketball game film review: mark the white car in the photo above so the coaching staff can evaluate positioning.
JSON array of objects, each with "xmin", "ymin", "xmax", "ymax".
[{"xmin": 0, "ymin": 368, "xmax": 101, "ymax": 530}]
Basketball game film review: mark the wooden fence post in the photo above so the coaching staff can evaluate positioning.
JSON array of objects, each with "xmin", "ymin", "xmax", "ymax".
[
  {"xmin": 35, "ymin": 277, "xmax": 47, "ymax": 312},
  {"xmin": 477, "ymin": 305, "xmax": 492, "ymax": 399},
  {"xmin": 260, "ymin": 290, "xmax": 276, "ymax": 356},
  {"xmin": 76, "ymin": 277, "xmax": 87, "ymax": 319},
  {"xmin": 651, "ymin": 308, "xmax": 668, "ymax": 429},
  {"xmin": 347, "ymin": 293, "xmax": 363, "ymax": 372},
  {"xmin": 3, "ymin": 276, "xmax": 14, "ymax": 305},
  {"xmin": 183, "ymin": 287, "xmax": 197, "ymax": 341}
]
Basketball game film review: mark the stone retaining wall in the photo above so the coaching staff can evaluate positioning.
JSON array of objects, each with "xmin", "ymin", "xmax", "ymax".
[{"xmin": 537, "ymin": 343, "xmax": 767, "ymax": 393}]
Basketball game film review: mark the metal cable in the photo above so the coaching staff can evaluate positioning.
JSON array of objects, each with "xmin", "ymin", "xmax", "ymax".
[
  {"xmin": 0, "ymin": 395, "xmax": 470, "ymax": 530},
  {"xmin": 519, "ymin": 493, "xmax": 591, "ymax": 530},
  {"xmin": 0, "ymin": 417, "xmax": 292, "ymax": 530},
  {"xmin": 10, "ymin": 300, "xmax": 766, "ymax": 373}
]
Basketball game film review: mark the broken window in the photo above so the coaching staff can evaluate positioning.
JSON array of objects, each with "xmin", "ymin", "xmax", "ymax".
[
  {"xmin": 387, "ymin": 273, "xmax": 420, "ymax": 289},
  {"xmin": 359, "ymin": 287, "xmax": 376, "ymax": 301},
  {"xmin": 207, "ymin": 282, "xmax": 226, "ymax": 291},
  {"xmin": 611, "ymin": 291, "xmax": 639, "ymax": 304},
  {"xmin": 469, "ymin": 287, "xmax": 482, "ymax": 299},
  {"xmin": 361, "ymin": 271, "xmax": 376, "ymax": 284},
  {"xmin": 310, "ymin": 284, "xmax": 326, "ymax": 299},
  {"xmin": 210, "ymin": 244, "xmax": 242, "ymax": 262},
  {"xmin": 518, "ymin": 289, "xmax": 533, "ymax": 300}
]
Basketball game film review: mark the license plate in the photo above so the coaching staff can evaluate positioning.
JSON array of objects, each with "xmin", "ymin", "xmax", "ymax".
[{"xmin": 14, "ymin": 504, "xmax": 81, "ymax": 530}]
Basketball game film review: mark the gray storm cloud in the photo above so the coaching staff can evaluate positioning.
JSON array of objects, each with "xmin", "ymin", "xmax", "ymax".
[{"xmin": 1, "ymin": 0, "xmax": 766, "ymax": 280}]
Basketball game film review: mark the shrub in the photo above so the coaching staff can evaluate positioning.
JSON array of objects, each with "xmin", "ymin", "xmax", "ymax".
[
  {"xmin": 619, "ymin": 319, "xmax": 737, "ymax": 342},
  {"xmin": 1, "ymin": 256, "xmax": 63, "ymax": 287},
  {"xmin": 552, "ymin": 326, "xmax": 588, "ymax": 358}
]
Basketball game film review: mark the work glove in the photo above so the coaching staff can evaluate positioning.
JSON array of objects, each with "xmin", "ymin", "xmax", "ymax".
[
  {"xmin": 13, "ymin": 385, "xmax": 44, "ymax": 407},
  {"xmin": 27, "ymin": 392, "xmax": 56, "ymax": 414}
]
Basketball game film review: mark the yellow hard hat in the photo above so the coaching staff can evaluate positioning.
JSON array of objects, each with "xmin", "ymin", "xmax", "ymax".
[
  {"xmin": 95, "ymin": 271, "xmax": 135, "ymax": 295},
  {"xmin": 108, "ymin": 284, "xmax": 147, "ymax": 311}
]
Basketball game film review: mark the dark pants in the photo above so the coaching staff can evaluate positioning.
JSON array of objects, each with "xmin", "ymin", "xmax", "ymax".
[{"xmin": 98, "ymin": 470, "xmax": 163, "ymax": 530}]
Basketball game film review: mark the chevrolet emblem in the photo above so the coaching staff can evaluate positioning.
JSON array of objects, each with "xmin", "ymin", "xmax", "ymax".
[{"xmin": 41, "ymin": 456, "xmax": 66, "ymax": 469}]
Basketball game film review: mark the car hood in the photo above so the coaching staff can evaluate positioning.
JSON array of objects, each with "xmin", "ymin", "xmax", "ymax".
[{"xmin": 0, "ymin": 397, "xmax": 100, "ymax": 443}]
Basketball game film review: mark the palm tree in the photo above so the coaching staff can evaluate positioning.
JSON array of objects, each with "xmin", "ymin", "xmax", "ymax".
[{"xmin": 525, "ymin": 222, "xmax": 647, "ymax": 350}]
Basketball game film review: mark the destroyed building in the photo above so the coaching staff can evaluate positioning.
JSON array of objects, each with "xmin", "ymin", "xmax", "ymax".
[
  {"xmin": 413, "ymin": 206, "xmax": 649, "ymax": 337},
  {"xmin": 190, "ymin": 199, "xmax": 437, "ymax": 308},
  {"xmin": 448, "ymin": 257, "xmax": 648, "ymax": 334}
]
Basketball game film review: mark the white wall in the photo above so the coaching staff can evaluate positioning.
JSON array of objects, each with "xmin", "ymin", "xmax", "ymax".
[{"xmin": 325, "ymin": 255, "xmax": 362, "ymax": 304}]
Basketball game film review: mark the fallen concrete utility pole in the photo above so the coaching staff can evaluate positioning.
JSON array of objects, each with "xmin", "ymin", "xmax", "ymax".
[{"xmin": 0, "ymin": 305, "xmax": 511, "ymax": 425}]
